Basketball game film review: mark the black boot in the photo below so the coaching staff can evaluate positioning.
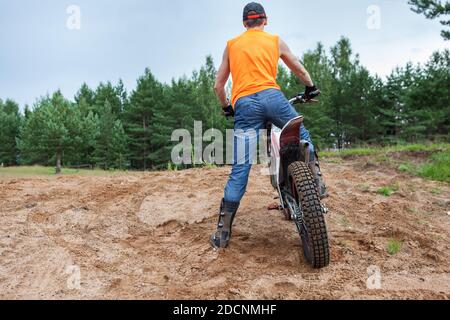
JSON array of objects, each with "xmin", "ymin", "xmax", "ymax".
[
  {"xmin": 308, "ymin": 153, "xmax": 329, "ymax": 199},
  {"xmin": 210, "ymin": 199, "xmax": 240, "ymax": 249}
]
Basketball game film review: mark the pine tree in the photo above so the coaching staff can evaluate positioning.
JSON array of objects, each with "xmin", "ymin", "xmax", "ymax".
[
  {"xmin": 195, "ymin": 56, "xmax": 223, "ymax": 130},
  {"xmin": 403, "ymin": 50, "xmax": 450, "ymax": 139},
  {"xmin": 0, "ymin": 99, "xmax": 21, "ymax": 165},
  {"xmin": 74, "ymin": 83, "xmax": 96, "ymax": 115},
  {"xmin": 422, "ymin": 50, "xmax": 449, "ymax": 136},
  {"xmin": 19, "ymin": 92, "xmax": 81, "ymax": 173},
  {"xmin": 329, "ymin": 37, "xmax": 356, "ymax": 148},
  {"xmin": 123, "ymin": 68, "xmax": 165, "ymax": 170},
  {"xmin": 300, "ymin": 43, "xmax": 335, "ymax": 147},
  {"xmin": 23, "ymin": 104, "xmax": 32, "ymax": 120},
  {"xmin": 110, "ymin": 120, "xmax": 129, "ymax": 169},
  {"xmin": 94, "ymin": 101, "xmax": 117, "ymax": 169},
  {"xmin": 80, "ymin": 111, "xmax": 100, "ymax": 166},
  {"xmin": 94, "ymin": 81, "xmax": 124, "ymax": 116},
  {"xmin": 409, "ymin": 0, "xmax": 450, "ymax": 40}
]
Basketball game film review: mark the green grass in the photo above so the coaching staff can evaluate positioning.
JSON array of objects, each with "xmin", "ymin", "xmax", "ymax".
[
  {"xmin": 167, "ymin": 162, "xmax": 178, "ymax": 171},
  {"xmin": 320, "ymin": 143, "xmax": 449, "ymax": 184},
  {"xmin": 320, "ymin": 147, "xmax": 379, "ymax": 158},
  {"xmin": 0, "ymin": 166, "xmax": 120, "ymax": 176},
  {"xmin": 398, "ymin": 163, "xmax": 414, "ymax": 173},
  {"xmin": 387, "ymin": 238, "xmax": 402, "ymax": 255},
  {"xmin": 377, "ymin": 185, "xmax": 398, "ymax": 197},
  {"xmin": 417, "ymin": 152, "xmax": 450, "ymax": 183},
  {"xmin": 319, "ymin": 143, "xmax": 449, "ymax": 158},
  {"xmin": 202, "ymin": 161, "xmax": 218, "ymax": 169},
  {"xmin": 430, "ymin": 188, "xmax": 442, "ymax": 195},
  {"xmin": 396, "ymin": 152, "xmax": 449, "ymax": 183},
  {"xmin": 374, "ymin": 154, "xmax": 391, "ymax": 164}
]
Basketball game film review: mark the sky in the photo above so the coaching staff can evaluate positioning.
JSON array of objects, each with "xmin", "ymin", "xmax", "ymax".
[{"xmin": 0, "ymin": 0, "xmax": 448, "ymax": 108}]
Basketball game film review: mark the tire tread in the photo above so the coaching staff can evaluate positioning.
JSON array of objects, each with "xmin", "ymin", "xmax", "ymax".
[{"xmin": 288, "ymin": 161, "xmax": 330, "ymax": 268}]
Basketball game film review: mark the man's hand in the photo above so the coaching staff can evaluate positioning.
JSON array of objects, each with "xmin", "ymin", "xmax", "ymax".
[
  {"xmin": 305, "ymin": 85, "xmax": 320, "ymax": 100},
  {"xmin": 222, "ymin": 104, "xmax": 235, "ymax": 118}
]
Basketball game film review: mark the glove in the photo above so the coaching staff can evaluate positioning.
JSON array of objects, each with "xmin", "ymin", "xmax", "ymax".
[
  {"xmin": 222, "ymin": 104, "xmax": 235, "ymax": 118},
  {"xmin": 305, "ymin": 85, "xmax": 320, "ymax": 100}
]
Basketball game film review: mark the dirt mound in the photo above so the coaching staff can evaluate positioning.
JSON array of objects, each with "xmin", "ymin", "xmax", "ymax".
[{"xmin": 0, "ymin": 159, "xmax": 449, "ymax": 299}]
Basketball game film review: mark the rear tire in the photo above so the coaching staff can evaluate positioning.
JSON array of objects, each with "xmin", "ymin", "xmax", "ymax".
[{"xmin": 288, "ymin": 161, "xmax": 330, "ymax": 268}]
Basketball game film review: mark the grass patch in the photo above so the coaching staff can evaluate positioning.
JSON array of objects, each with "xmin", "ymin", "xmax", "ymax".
[
  {"xmin": 337, "ymin": 215, "xmax": 351, "ymax": 228},
  {"xmin": 398, "ymin": 163, "xmax": 415, "ymax": 174},
  {"xmin": 374, "ymin": 154, "xmax": 391, "ymax": 164},
  {"xmin": 417, "ymin": 152, "xmax": 450, "ymax": 183},
  {"xmin": 396, "ymin": 152, "xmax": 449, "ymax": 183},
  {"xmin": 202, "ymin": 161, "xmax": 218, "ymax": 169},
  {"xmin": 357, "ymin": 183, "xmax": 371, "ymax": 192},
  {"xmin": 0, "ymin": 166, "xmax": 120, "ymax": 176},
  {"xmin": 406, "ymin": 207, "xmax": 431, "ymax": 217},
  {"xmin": 430, "ymin": 188, "xmax": 442, "ymax": 195},
  {"xmin": 320, "ymin": 143, "xmax": 449, "ymax": 184},
  {"xmin": 387, "ymin": 238, "xmax": 402, "ymax": 255},
  {"xmin": 320, "ymin": 147, "xmax": 379, "ymax": 158},
  {"xmin": 377, "ymin": 185, "xmax": 398, "ymax": 197},
  {"xmin": 167, "ymin": 162, "xmax": 178, "ymax": 171},
  {"xmin": 320, "ymin": 143, "xmax": 449, "ymax": 159}
]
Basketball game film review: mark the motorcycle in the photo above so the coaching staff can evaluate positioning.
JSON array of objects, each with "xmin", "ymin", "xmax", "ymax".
[
  {"xmin": 222, "ymin": 91, "xmax": 330, "ymax": 268},
  {"xmin": 266, "ymin": 91, "xmax": 330, "ymax": 268}
]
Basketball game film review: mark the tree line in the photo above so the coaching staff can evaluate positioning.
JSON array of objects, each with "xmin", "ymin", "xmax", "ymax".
[{"xmin": 0, "ymin": 38, "xmax": 448, "ymax": 171}]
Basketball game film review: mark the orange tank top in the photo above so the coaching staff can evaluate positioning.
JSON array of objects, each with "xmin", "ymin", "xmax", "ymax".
[{"xmin": 228, "ymin": 29, "xmax": 280, "ymax": 106}]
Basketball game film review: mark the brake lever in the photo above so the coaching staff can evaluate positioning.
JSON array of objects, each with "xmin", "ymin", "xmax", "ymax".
[
  {"xmin": 290, "ymin": 96, "xmax": 320, "ymax": 105},
  {"xmin": 291, "ymin": 94, "xmax": 307, "ymax": 105}
]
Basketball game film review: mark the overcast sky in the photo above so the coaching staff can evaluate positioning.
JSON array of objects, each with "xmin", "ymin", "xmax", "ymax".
[{"xmin": 0, "ymin": 0, "xmax": 448, "ymax": 107}]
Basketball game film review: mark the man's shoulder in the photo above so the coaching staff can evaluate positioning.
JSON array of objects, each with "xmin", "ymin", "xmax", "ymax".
[
  {"xmin": 262, "ymin": 31, "xmax": 279, "ymax": 39},
  {"xmin": 227, "ymin": 32, "xmax": 246, "ymax": 46},
  {"xmin": 228, "ymin": 30, "xmax": 279, "ymax": 47}
]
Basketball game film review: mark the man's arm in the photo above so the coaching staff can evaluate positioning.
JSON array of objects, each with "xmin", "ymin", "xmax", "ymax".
[
  {"xmin": 214, "ymin": 46, "xmax": 231, "ymax": 108},
  {"xmin": 279, "ymin": 38, "xmax": 314, "ymax": 87}
]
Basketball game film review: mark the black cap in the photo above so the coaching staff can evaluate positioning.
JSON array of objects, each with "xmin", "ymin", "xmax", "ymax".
[{"xmin": 243, "ymin": 2, "xmax": 266, "ymax": 21}]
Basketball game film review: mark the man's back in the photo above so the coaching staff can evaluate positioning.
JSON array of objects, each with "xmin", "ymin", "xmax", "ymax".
[{"xmin": 228, "ymin": 29, "xmax": 280, "ymax": 106}]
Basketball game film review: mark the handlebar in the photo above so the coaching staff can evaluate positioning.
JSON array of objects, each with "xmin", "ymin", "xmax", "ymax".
[{"xmin": 289, "ymin": 89, "xmax": 321, "ymax": 105}]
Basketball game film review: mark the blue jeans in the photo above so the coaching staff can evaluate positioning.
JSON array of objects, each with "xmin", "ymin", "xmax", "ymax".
[{"xmin": 224, "ymin": 88, "xmax": 314, "ymax": 203}]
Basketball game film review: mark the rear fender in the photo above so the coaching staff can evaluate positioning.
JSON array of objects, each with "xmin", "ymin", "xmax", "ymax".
[
  {"xmin": 280, "ymin": 116, "xmax": 303, "ymax": 150},
  {"xmin": 278, "ymin": 116, "xmax": 310, "ymax": 186}
]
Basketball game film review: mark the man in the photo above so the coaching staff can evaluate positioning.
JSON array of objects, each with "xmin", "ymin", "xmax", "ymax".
[{"xmin": 211, "ymin": 2, "xmax": 327, "ymax": 249}]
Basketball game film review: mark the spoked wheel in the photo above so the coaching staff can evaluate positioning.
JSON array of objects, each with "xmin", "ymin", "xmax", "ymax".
[{"xmin": 287, "ymin": 161, "xmax": 330, "ymax": 268}]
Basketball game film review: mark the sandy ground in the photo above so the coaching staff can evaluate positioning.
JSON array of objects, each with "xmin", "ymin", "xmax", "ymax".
[{"xmin": 0, "ymin": 157, "xmax": 449, "ymax": 300}]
